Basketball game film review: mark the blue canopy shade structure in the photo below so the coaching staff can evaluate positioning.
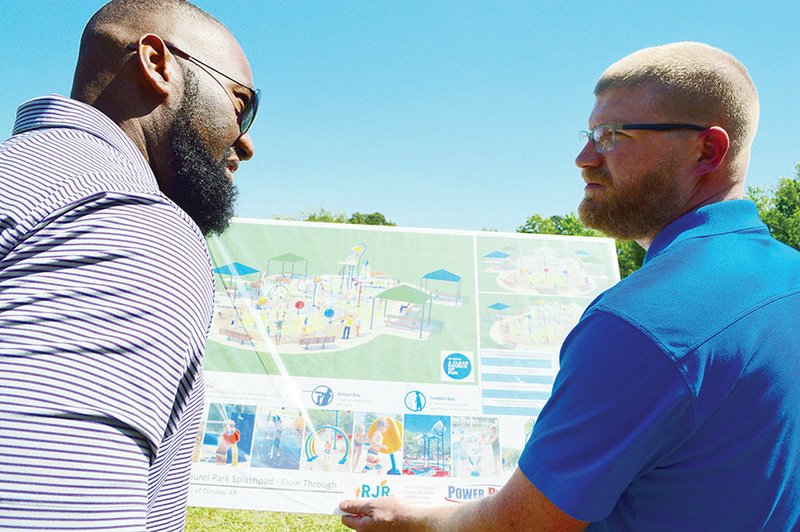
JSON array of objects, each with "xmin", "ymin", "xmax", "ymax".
[
  {"xmin": 421, "ymin": 269, "xmax": 462, "ymax": 302},
  {"xmin": 484, "ymin": 250, "xmax": 510, "ymax": 259},
  {"xmin": 213, "ymin": 262, "xmax": 260, "ymax": 276},
  {"xmin": 213, "ymin": 262, "xmax": 260, "ymax": 300},
  {"xmin": 422, "ymin": 269, "xmax": 461, "ymax": 283},
  {"xmin": 486, "ymin": 301, "xmax": 511, "ymax": 321}
]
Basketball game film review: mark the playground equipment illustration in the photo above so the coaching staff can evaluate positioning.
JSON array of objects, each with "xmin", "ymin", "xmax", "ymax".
[
  {"xmin": 301, "ymin": 410, "xmax": 354, "ymax": 472},
  {"xmin": 452, "ymin": 416, "xmax": 500, "ymax": 478},
  {"xmin": 362, "ymin": 416, "xmax": 403, "ymax": 475},
  {"xmin": 216, "ymin": 419, "xmax": 241, "ymax": 465},
  {"xmin": 420, "ymin": 269, "xmax": 463, "ymax": 306},
  {"xmin": 210, "ymin": 243, "xmax": 462, "ymax": 354},
  {"xmin": 486, "ymin": 247, "xmax": 598, "ymax": 296},
  {"xmin": 250, "ymin": 408, "xmax": 304, "ymax": 470},
  {"xmin": 304, "ymin": 425, "xmax": 350, "ymax": 466},
  {"xmin": 198, "ymin": 403, "xmax": 256, "ymax": 466},
  {"xmin": 462, "ymin": 433, "xmax": 485, "ymax": 476},
  {"xmin": 488, "ymin": 301, "xmax": 584, "ymax": 349},
  {"xmin": 403, "ymin": 417, "xmax": 450, "ymax": 477}
]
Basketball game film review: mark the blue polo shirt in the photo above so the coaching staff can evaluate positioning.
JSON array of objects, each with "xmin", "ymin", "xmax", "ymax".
[{"xmin": 518, "ymin": 200, "xmax": 800, "ymax": 530}]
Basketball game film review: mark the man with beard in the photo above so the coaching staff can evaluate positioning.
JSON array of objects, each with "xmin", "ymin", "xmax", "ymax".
[
  {"xmin": 340, "ymin": 42, "xmax": 800, "ymax": 530},
  {"xmin": 0, "ymin": 0, "xmax": 257, "ymax": 529}
]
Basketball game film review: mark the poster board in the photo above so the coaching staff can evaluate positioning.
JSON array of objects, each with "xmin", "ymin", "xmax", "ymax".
[{"xmin": 187, "ymin": 219, "xmax": 619, "ymax": 514}]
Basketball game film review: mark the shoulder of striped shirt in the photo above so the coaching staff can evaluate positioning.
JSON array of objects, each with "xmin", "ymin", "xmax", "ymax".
[{"xmin": 5, "ymin": 127, "xmax": 211, "ymax": 255}]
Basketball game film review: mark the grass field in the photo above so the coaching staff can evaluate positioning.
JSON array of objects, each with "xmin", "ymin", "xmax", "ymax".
[{"xmin": 186, "ymin": 507, "xmax": 349, "ymax": 531}]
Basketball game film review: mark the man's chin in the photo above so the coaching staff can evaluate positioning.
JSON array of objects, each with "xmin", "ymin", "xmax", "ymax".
[
  {"xmin": 578, "ymin": 200, "xmax": 625, "ymax": 238},
  {"xmin": 177, "ymin": 176, "xmax": 238, "ymax": 236},
  {"xmin": 186, "ymin": 197, "xmax": 237, "ymax": 236},
  {"xmin": 197, "ymin": 207, "xmax": 235, "ymax": 236},
  {"xmin": 577, "ymin": 198, "xmax": 600, "ymax": 227}
]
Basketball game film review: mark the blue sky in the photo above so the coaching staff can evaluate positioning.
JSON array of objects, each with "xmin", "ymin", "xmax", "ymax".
[{"xmin": 3, "ymin": 1, "xmax": 799, "ymax": 232}]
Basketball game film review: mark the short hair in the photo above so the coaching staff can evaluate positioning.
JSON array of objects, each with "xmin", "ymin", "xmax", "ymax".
[
  {"xmin": 595, "ymin": 42, "xmax": 758, "ymax": 163},
  {"xmin": 87, "ymin": 0, "xmax": 217, "ymax": 32}
]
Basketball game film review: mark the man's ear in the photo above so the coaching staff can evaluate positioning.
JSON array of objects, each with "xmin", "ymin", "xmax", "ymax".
[
  {"xmin": 693, "ymin": 126, "xmax": 730, "ymax": 176},
  {"xmin": 129, "ymin": 34, "xmax": 178, "ymax": 98}
]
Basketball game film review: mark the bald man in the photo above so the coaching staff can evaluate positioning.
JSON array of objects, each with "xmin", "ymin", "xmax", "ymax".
[
  {"xmin": 0, "ymin": 1, "xmax": 257, "ymax": 529},
  {"xmin": 340, "ymin": 42, "xmax": 800, "ymax": 531}
]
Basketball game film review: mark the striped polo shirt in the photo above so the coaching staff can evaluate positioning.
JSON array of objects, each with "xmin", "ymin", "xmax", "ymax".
[{"xmin": 0, "ymin": 95, "xmax": 214, "ymax": 530}]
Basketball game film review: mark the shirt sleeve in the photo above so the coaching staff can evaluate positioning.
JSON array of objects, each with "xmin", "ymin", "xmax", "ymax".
[
  {"xmin": 0, "ymin": 192, "xmax": 213, "ymax": 529},
  {"xmin": 517, "ymin": 310, "xmax": 694, "ymax": 521}
]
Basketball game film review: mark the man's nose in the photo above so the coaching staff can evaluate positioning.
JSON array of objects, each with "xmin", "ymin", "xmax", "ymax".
[
  {"xmin": 234, "ymin": 132, "xmax": 255, "ymax": 161},
  {"xmin": 575, "ymin": 140, "xmax": 602, "ymax": 169}
]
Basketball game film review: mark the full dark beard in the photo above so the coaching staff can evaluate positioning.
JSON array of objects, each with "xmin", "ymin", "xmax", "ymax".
[
  {"xmin": 167, "ymin": 76, "xmax": 238, "ymax": 236},
  {"xmin": 578, "ymin": 159, "xmax": 687, "ymax": 240}
]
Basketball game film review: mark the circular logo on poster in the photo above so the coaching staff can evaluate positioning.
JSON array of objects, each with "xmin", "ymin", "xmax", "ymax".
[
  {"xmin": 311, "ymin": 385, "xmax": 334, "ymax": 406},
  {"xmin": 443, "ymin": 353, "xmax": 471, "ymax": 380},
  {"xmin": 404, "ymin": 390, "xmax": 427, "ymax": 412}
]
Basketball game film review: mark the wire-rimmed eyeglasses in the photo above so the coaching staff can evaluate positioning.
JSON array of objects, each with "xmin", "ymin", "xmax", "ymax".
[{"xmin": 580, "ymin": 123, "xmax": 707, "ymax": 153}]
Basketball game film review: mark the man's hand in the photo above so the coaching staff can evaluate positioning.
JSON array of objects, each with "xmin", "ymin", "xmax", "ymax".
[
  {"xmin": 339, "ymin": 497, "xmax": 430, "ymax": 531},
  {"xmin": 339, "ymin": 469, "xmax": 587, "ymax": 531}
]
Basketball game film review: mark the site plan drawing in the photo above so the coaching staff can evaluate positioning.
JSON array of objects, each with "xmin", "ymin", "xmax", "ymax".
[{"xmin": 188, "ymin": 219, "xmax": 619, "ymax": 514}]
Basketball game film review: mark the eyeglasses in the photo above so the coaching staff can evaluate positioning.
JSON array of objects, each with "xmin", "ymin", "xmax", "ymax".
[
  {"xmin": 127, "ymin": 41, "xmax": 260, "ymax": 136},
  {"xmin": 580, "ymin": 123, "xmax": 707, "ymax": 153}
]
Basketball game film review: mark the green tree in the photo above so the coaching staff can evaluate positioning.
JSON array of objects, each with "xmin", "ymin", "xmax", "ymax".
[
  {"xmin": 301, "ymin": 209, "xmax": 395, "ymax": 226},
  {"xmin": 517, "ymin": 212, "xmax": 644, "ymax": 278},
  {"xmin": 517, "ymin": 213, "xmax": 600, "ymax": 238},
  {"xmin": 347, "ymin": 211, "xmax": 396, "ymax": 226},
  {"xmin": 747, "ymin": 165, "xmax": 800, "ymax": 250},
  {"xmin": 615, "ymin": 240, "xmax": 646, "ymax": 278},
  {"xmin": 303, "ymin": 208, "xmax": 348, "ymax": 223}
]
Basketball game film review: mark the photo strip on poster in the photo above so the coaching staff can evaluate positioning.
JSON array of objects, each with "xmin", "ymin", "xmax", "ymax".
[{"xmin": 187, "ymin": 219, "xmax": 619, "ymax": 514}]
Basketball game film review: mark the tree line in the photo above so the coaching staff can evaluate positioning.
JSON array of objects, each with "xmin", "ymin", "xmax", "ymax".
[{"xmin": 298, "ymin": 208, "xmax": 396, "ymax": 227}]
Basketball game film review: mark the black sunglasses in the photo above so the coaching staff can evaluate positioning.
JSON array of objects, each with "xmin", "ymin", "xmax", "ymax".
[{"xmin": 127, "ymin": 41, "xmax": 260, "ymax": 135}]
